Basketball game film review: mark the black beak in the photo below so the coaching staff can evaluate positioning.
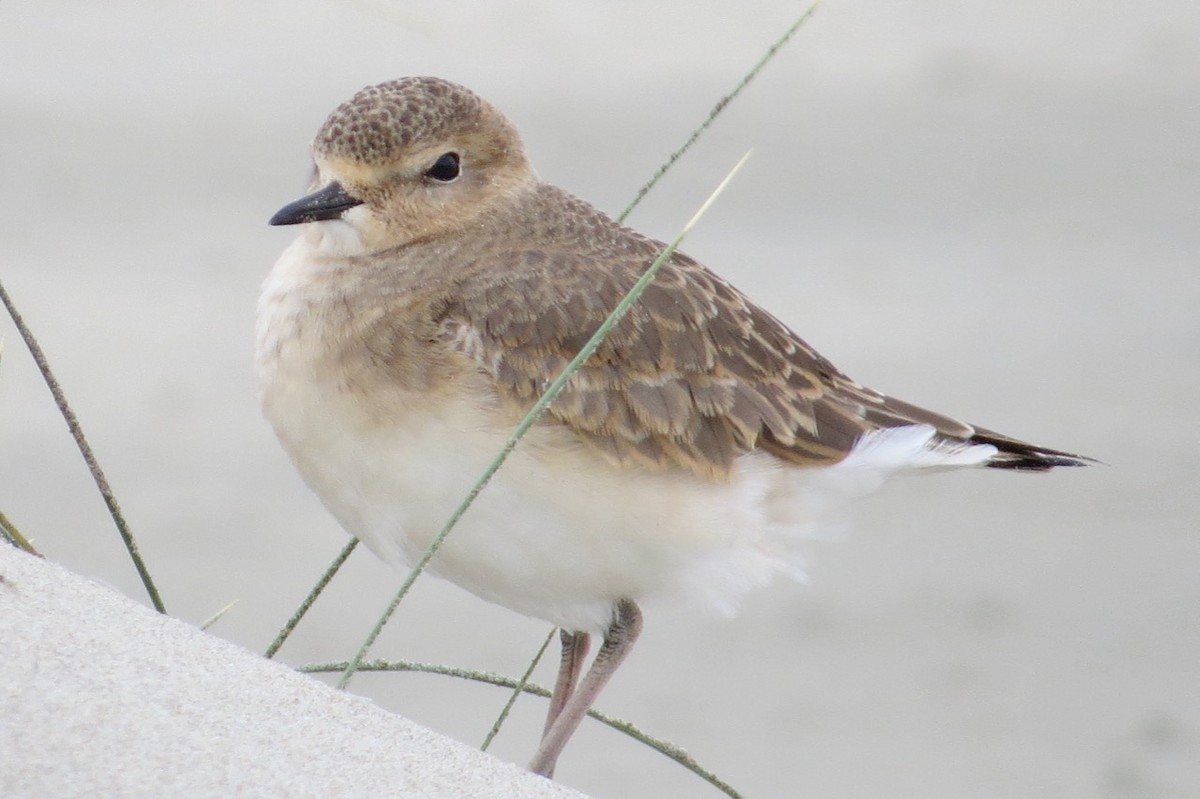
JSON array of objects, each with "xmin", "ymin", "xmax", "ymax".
[{"xmin": 269, "ymin": 181, "xmax": 364, "ymax": 226}]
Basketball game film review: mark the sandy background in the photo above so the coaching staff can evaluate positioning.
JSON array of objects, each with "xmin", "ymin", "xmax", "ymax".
[{"xmin": 2, "ymin": 2, "xmax": 1197, "ymax": 797}]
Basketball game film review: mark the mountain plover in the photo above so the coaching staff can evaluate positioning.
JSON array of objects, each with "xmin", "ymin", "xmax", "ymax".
[{"xmin": 258, "ymin": 76, "xmax": 1091, "ymax": 778}]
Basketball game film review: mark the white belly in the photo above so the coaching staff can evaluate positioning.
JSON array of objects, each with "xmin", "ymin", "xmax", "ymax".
[{"xmin": 256, "ymin": 361, "xmax": 792, "ymax": 634}]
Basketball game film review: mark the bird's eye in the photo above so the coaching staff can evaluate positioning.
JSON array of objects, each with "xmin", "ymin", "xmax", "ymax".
[{"xmin": 425, "ymin": 152, "xmax": 461, "ymax": 182}]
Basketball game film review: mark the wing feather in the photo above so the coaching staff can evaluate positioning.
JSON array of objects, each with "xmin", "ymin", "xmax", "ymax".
[{"xmin": 433, "ymin": 186, "xmax": 1090, "ymax": 480}]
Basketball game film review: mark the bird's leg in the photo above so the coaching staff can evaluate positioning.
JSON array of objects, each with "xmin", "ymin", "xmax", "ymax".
[
  {"xmin": 543, "ymin": 629, "xmax": 591, "ymax": 738},
  {"xmin": 529, "ymin": 599, "xmax": 643, "ymax": 778}
]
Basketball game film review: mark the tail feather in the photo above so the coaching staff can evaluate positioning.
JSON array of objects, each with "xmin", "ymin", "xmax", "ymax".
[
  {"xmin": 969, "ymin": 426, "xmax": 1097, "ymax": 471},
  {"xmin": 858, "ymin": 393, "xmax": 1095, "ymax": 472}
]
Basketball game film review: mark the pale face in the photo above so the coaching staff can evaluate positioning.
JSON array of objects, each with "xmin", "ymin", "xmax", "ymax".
[{"xmin": 311, "ymin": 140, "xmax": 530, "ymax": 255}]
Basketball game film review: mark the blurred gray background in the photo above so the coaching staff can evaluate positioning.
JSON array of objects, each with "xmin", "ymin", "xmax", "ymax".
[{"xmin": 2, "ymin": 2, "xmax": 1197, "ymax": 797}]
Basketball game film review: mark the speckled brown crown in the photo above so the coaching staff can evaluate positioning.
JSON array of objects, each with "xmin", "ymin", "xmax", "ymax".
[{"xmin": 313, "ymin": 77, "xmax": 502, "ymax": 164}]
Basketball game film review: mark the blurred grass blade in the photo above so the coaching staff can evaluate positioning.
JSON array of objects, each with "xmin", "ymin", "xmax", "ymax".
[{"xmin": 200, "ymin": 599, "xmax": 239, "ymax": 631}]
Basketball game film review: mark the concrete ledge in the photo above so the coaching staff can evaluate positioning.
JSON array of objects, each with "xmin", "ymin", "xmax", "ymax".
[{"xmin": 0, "ymin": 546, "xmax": 588, "ymax": 799}]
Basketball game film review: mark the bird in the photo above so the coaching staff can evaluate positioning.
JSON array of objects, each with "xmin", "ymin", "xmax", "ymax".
[{"xmin": 257, "ymin": 76, "xmax": 1092, "ymax": 779}]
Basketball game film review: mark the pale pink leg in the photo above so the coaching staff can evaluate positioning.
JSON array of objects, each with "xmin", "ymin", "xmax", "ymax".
[
  {"xmin": 543, "ymin": 630, "xmax": 591, "ymax": 738},
  {"xmin": 530, "ymin": 600, "xmax": 643, "ymax": 778}
]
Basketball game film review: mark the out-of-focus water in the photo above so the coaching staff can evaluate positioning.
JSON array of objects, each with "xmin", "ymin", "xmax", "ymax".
[{"xmin": 2, "ymin": 3, "xmax": 1197, "ymax": 797}]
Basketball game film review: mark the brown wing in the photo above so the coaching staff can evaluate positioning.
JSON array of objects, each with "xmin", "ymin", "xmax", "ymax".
[{"xmin": 437, "ymin": 188, "xmax": 1090, "ymax": 480}]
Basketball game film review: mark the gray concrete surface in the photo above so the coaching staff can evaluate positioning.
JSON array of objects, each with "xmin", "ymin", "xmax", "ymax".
[{"xmin": 1, "ymin": 2, "xmax": 1196, "ymax": 797}]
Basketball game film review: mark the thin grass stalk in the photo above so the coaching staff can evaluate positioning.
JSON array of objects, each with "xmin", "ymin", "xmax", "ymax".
[
  {"xmin": 265, "ymin": 537, "xmax": 359, "ymax": 658},
  {"xmin": 0, "ymin": 279, "xmax": 165, "ymax": 613},
  {"xmin": 306, "ymin": 659, "xmax": 742, "ymax": 798},
  {"xmin": 0, "ymin": 509, "xmax": 40, "ymax": 556},
  {"xmin": 488, "ymin": 2, "xmax": 823, "ymax": 757},
  {"xmin": 480, "ymin": 626, "xmax": 556, "ymax": 752},
  {"xmin": 336, "ymin": 152, "xmax": 753, "ymax": 691},
  {"xmin": 616, "ymin": 1, "xmax": 822, "ymax": 224}
]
